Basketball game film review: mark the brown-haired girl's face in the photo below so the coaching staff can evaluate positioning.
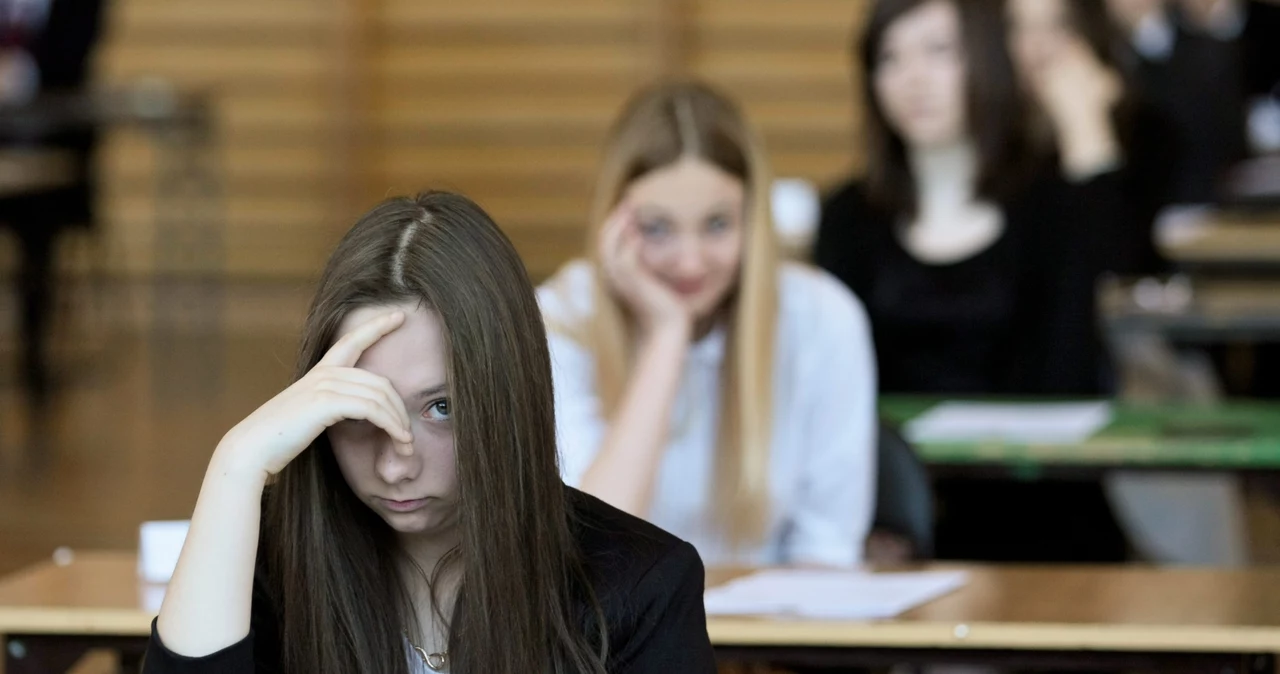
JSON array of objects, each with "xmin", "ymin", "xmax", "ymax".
[
  {"xmin": 1006, "ymin": 0, "xmax": 1074, "ymax": 82},
  {"xmin": 328, "ymin": 302, "xmax": 460, "ymax": 536},
  {"xmin": 625, "ymin": 155, "xmax": 745, "ymax": 321},
  {"xmin": 873, "ymin": 0, "xmax": 969, "ymax": 149}
]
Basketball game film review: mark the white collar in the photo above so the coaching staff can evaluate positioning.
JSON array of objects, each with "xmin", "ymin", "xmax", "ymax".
[{"xmin": 688, "ymin": 324, "xmax": 726, "ymax": 365}]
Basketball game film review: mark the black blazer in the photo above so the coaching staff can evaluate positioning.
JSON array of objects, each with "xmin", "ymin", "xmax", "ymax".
[{"xmin": 141, "ymin": 489, "xmax": 716, "ymax": 673}]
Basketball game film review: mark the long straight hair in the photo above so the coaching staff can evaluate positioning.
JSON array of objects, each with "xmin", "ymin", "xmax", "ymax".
[
  {"xmin": 263, "ymin": 192, "xmax": 608, "ymax": 674},
  {"xmin": 553, "ymin": 81, "xmax": 779, "ymax": 547}
]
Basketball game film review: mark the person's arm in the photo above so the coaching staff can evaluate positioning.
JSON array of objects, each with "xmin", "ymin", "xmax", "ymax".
[
  {"xmin": 567, "ymin": 206, "xmax": 693, "ymax": 517},
  {"xmin": 813, "ymin": 183, "xmax": 859, "ymax": 288},
  {"xmin": 571, "ymin": 323, "xmax": 689, "ymax": 517},
  {"xmin": 142, "ymin": 559, "xmax": 281, "ymax": 674},
  {"xmin": 151, "ymin": 461, "xmax": 268, "ymax": 658},
  {"xmin": 785, "ymin": 274, "xmax": 878, "ymax": 566},
  {"xmin": 1032, "ymin": 40, "xmax": 1124, "ymax": 181},
  {"xmin": 607, "ymin": 541, "xmax": 716, "ymax": 674},
  {"xmin": 1008, "ymin": 182, "xmax": 1109, "ymax": 395},
  {"xmin": 154, "ymin": 312, "xmax": 414, "ymax": 661}
]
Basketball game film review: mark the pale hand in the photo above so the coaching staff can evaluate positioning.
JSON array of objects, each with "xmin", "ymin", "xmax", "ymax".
[
  {"xmin": 1033, "ymin": 39, "xmax": 1123, "ymax": 177},
  {"xmin": 1032, "ymin": 39, "xmax": 1122, "ymax": 145},
  {"xmin": 596, "ymin": 204, "xmax": 691, "ymax": 337},
  {"xmin": 210, "ymin": 311, "xmax": 415, "ymax": 482}
]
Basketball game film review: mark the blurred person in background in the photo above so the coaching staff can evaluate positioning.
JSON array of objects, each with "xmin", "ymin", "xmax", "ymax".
[
  {"xmin": 816, "ymin": 0, "xmax": 1129, "ymax": 562},
  {"xmin": 1006, "ymin": 0, "xmax": 1168, "ymax": 275},
  {"xmin": 1010, "ymin": 0, "xmax": 1256, "ymax": 566},
  {"xmin": 0, "ymin": 0, "xmax": 105, "ymax": 405},
  {"xmin": 1103, "ymin": 0, "xmax": 1280, "ymax": 204},
  {"xmin": 539, "ymin": 81, "xmax": 878, "ymax": 569},
  {"xmin": 1108, "ymin": 0, "xmax": 1280, "ymax": 400}
]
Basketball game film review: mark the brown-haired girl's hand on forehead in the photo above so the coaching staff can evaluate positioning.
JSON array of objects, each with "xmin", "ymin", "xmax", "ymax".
[
  {"xmin": 597, "ymin": 202, "xmax": 691, "ymax": 338},
  {"xmin": 211, "ymin": 311, "xmax": 415, "ymax": 482}
]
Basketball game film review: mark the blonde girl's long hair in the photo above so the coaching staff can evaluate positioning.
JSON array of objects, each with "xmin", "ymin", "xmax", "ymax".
[{"xmin": 558, "ymin": 81, "xmax": 779, "ymax": 547}]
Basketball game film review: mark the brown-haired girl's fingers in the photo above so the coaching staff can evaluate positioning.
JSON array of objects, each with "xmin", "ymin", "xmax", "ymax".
[{"xmin": 318, "ymin": 311, "xmax": 405, "ymax": 369}]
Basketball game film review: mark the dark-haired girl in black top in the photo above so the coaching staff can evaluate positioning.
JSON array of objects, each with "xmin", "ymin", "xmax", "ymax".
[{"xmin": 817, "ymin": 0, "xmax": 1130, "ymax": 562}]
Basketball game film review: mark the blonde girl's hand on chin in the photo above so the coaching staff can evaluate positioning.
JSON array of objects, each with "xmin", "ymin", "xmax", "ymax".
[{"xmin": 597, "ymin": 203, "xmax": 692, "ymax": 341}]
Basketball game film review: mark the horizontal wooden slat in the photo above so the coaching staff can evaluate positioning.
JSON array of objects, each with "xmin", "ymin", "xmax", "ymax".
[
  {"xmin": 771, "ymin": 153, "xmax": 856, "ymax": 183},
  {"xmin": 104, "ymin": 195, "xmax": 340, "ymax": 232},
  {"xmin": 462, "ymin": 195, "xmax": 591, "ymax": 229},
  {"xmin": 381, "ymin": 1, "xmax": 636, "ymax": 24},
  {"xmin": 112, "ymin": 0, "xmax": 330, "ymax": 25},
  {"xmin": 381, "ymin": 145, "xmax": 600, "ymax": 175},
  {"xmin": 99, "ymin": 46, "xmax": 331, "ymax": 84},
  {"xmin": 693, "ymin": 51, "xmax": 851, "ymax": 80},
  {"xmin": 378, "ymin": 2, "xmax": 639, "ymax": 46},
  {"xmin": 694, "ymin": 0, "xmax": 866, "ymax": 29},
  {"xmin": 378, "ymin": 45, "xmax": 645, "ymax": 79},
  {"xmin": 377, "ymin": 177, "xmax": 594, "ymax": 203},
  {"xmin": 109, "ymin": 2, "xmax": 329, "ymax": 44},
  {"xmin": 101, "ymin": 137, "xmax": 334, "ymax": 181}
]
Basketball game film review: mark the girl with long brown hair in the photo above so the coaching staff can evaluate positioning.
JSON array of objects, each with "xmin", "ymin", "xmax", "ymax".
[
  {"xmin": 540, "ymin": 81, "xmax": 877, "ymax": 568},
  {"xmin": 816, "ymin": 0, "xmax": 1130, "ymax": 562},
  {"xmin": 145, "ymin": 191, "xmax": 715, "ymax": 674}
]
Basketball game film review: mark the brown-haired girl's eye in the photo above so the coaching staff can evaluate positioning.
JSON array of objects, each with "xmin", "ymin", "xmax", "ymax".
[{"xmin": 424, "ymin": 399, "xmax": 451, "ymax": 421}]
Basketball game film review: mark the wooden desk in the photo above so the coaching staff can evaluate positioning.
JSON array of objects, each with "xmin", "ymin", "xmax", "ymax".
[
  {"xmin": 1100, "ymin": 277, "xmax": 1280, "ymax": 341},
  {"xmin": 1160, "ymin": 211, "xmax": 1280, "ymax": 269},
  {"xmin": 709, "ymin": 566, "xmax": 1280, "ymax": 671},
  {"xmin": 0, "ymin": 552, "xmax": 149, "ymax": 673},
  {"xmin": 880, "ymin": 395, "xmax": 1280, "ymax": 479},
  {"xmin": 5, "ymin": 552, "xmax": 1280, "ymax": 672}
]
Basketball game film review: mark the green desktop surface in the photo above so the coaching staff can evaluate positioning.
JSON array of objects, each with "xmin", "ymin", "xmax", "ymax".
[{"xmin": 880, "ymin": 395, "xmax": 1280, "ymax": 474}]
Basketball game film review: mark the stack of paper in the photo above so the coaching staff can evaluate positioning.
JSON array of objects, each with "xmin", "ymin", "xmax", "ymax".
[
  {"xmin": 704, "ymin": 569, "xmax": 967, "ymax": 620},
  {"xmin": 904, "ymin": 401, "xmax": 1113, "ymax": 444}
]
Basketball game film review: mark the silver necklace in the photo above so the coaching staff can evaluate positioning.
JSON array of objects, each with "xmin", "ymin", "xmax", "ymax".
[{"xmin": 404, "ymin": 631, "xmax": 447, "ymax": 672}]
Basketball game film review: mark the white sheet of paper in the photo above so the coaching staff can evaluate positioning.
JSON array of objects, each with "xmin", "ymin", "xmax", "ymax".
[
  {"xmin": 904, "ymin": 401, "xmax": 1113, "ymax": 444},
  {"xmin": 138, "ymin": 520, "xmax": 190, "ymax": 584},
  {"xmin": 704, "ymin": 569, "xmax": 967, "ymax": 620}
]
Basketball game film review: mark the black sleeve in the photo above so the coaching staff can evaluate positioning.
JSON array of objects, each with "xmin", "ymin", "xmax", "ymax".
[
  {"xmin": 142, "ymin": 621, "xmax": 259, "ymax": 674},
  {"xmin": 608, "ymin": 541, "xmax": 716, "ymax": 674},
  {"xmin": 141, "ymin": 558, "xmax": 283, "ymax": 674},
  {"xmin": 1075, "ymin": 166, "xmax": 1163, "ymax": 276},
  {"xmin": 1009, "ymin": 175, "xmax": 1110, "ymax": 395},
  {"xmin": 1073, "ymin": 169, "xmax": 1143, "ymax": 275},
  {"xmin": 814, "ymin": 181, "xmax": 874, "ymax": 300}
]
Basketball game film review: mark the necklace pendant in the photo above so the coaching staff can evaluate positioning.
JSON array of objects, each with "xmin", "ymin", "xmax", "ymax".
[{"xmin": 408, "ymin": 634, "xmax": 448, "ymax": 672}]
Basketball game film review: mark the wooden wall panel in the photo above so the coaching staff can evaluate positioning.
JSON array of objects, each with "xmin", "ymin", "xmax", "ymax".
[
  {"xmin": 690, "ymin": 0, "xmax": 869, "ymax": 195},
  {"xmin": 89, "ymin": 0, "xmax": 345, "ymax": 277},
  {"xmin": 16, "ymin": 0, "xmax": 871, "ymax": 280},
  {"xmin": 370, "ymin": 0, "xmax": 653, "ymax": 279}
]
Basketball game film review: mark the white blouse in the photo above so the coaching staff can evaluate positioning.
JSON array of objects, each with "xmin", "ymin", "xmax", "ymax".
[{"xmin": 538, "ymin": 260, "xmax": 878, "ymax": 567}]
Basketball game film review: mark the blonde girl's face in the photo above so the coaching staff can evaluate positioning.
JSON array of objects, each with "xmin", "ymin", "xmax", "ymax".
[{"xmin": 621, "ymin": 155, "xmax": 747, "ymax": 321}]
